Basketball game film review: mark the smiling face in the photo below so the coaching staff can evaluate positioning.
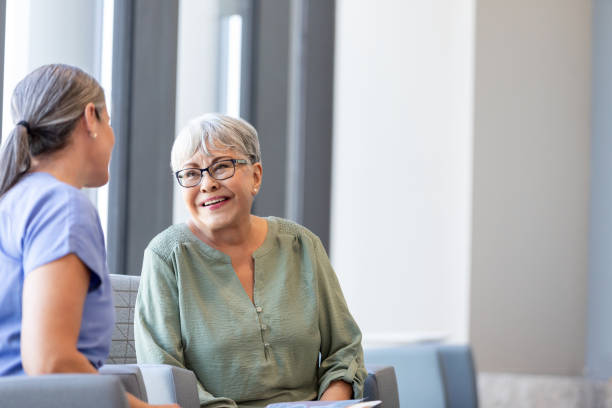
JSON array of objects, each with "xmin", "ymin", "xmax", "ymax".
[{"xmin": 180, "ymin": 147, "xmax": 262, "ymax": 234}]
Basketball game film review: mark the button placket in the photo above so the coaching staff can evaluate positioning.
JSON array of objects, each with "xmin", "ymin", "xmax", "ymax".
[
  {"xmin": 254, "ymin": 304, "xmax": 270, "ymax": 358},
  {"xmin": 253, "ymin": 259, "xmax": 270, "ymax": 359}
]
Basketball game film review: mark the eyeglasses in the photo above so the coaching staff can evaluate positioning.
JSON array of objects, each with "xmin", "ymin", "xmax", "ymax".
[{"xmin": 175, "ymin": 159, "xmax": 249, "ymax": 188}]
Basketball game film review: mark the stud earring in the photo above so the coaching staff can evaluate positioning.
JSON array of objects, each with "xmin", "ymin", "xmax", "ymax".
[{"xmin": 92, "ymin": 133, "xmax": 98, "ymax": 139}]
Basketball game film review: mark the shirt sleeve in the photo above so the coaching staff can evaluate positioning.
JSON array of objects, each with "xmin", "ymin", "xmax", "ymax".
[
  {"xmin": 314, "ymin": 237, "xmax": 368, "ymax": 399},
  {"xmin": 22, "ymin": 188, "xmax": 105, "ymax": 290},
  {"xmin": 135, "ymin": 247, "xmax": 238, "ymax": 408}
]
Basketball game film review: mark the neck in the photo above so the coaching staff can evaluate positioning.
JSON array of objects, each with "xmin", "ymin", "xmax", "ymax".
[
  {"xmin": 189, "ymin": 214, "xmax": 263, "ymax": 252},
  {"xmin": 29, "ymin": 148, "xmax": 84, "ymax": 189}
]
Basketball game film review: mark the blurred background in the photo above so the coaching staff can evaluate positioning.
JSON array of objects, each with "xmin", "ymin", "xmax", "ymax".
[{"xmin": 0, "ymin": 0, "xmax": 609, "ymax": 406}]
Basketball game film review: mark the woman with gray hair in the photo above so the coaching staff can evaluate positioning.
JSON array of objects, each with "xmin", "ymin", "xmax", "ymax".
[
  {"xmin": 135, "ymin": 113, "xmax": 367, "ymax": 407},
  {"xmin": 0, "ymin": 64, "xmax": 177, "ymax": 408}
]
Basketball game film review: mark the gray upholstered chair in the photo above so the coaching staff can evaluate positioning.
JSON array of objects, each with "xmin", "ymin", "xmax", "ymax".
[
  {"xmin": 108, "ymin": 273, "xmax": 399, "ymax": 408},
  {"xmin": 364, "ymin": 365, "xmax": 400, "ymax": 408},
  {"xmin": 0, "ymin": 374, "xmax": 129, "ymax": 408},
  {"xmin": 0, "ymin": 273, "xmax": 397, "ymax": 408},
  {"xmin": 106, "ymin": 273, "xmax": 200, "ymax": 407},
  {"xmin": 0, "ymin": 276, "xmax": 156, "ymax": 407}
]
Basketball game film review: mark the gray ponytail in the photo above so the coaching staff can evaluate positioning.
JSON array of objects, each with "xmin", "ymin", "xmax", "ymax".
[{"xmin": 0, "ymin": 64, "xmax": 105, "ymax": 198}]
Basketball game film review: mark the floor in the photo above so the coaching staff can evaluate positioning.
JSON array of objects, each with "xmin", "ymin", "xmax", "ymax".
[{"xmin": 479, "ymin": 373, "xmax": 612, "ymax": 408}]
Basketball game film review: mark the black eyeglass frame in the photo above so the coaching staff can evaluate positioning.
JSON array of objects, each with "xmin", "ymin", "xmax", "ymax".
[{"xmin": 175, "ymin": 159, "xmax": 249, "ymax": 188}]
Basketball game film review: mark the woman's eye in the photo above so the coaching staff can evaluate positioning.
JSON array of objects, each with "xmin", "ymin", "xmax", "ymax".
[
  {"xmin": 214, "ymin": 163, "xmax": 231, "ymax": 170},
  {"xmin": 184, "ymin": 170, "xmax": 199, "ymax": 178}
]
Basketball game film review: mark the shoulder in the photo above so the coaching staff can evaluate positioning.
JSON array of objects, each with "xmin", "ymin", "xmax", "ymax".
[
  {"xmin": 13, "ymin": 173, "xmax": 97, "ymax": 227},
  {"xmin": 266, "ymin": 217, "xmax": 334, "ymax": 281},
  {"xmin": 268, "ymin": 216, "xmax": 323, "ymax": 250},
  {"xmin": 7, "ymin": 174, "xmax": 105, "ymax": 276},
  {"xmin": 7, "ymin": 172, "xmax": 91, "ymax": 207},
  {"xmin": 145, "ymin": 223, "xmax": 194, "ymax": 262}
]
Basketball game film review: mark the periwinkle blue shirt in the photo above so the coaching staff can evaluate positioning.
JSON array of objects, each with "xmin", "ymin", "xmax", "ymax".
[{"xmin": 0, "ymin": 172, "xmax": 114, "ymax": 376}]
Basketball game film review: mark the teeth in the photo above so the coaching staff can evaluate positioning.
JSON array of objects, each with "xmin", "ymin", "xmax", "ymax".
[{"xmin": 204, "ymin": 198, "xmax": 226, "ymax": 206}]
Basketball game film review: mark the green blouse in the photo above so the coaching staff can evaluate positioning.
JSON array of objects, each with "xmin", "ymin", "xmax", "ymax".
[{"xmin": 134, "ymin": 217, "xmax": 367, "ymax": 408}]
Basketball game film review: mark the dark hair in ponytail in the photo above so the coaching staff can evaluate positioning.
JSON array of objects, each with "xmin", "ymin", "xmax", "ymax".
[{"xmin": 0, "ymin": 64, "xmax": 105, "ymax": 198}]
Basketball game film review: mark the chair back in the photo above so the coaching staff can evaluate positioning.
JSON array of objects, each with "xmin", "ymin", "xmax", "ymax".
[
  {"xmin": 365, "ymin": 345, "xmax": 446, "ymax": 408},
  {"xmin": 437, "ymin": 345, "xmax": 479, "ymax": 408},
  {"xmin": 107, "ymin": 274, "xmax": 141, "ymax": 364}
]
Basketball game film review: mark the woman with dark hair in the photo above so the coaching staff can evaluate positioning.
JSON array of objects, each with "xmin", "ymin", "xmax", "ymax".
[{"xmin": 0, "ymin": 64, "xmax": 177, "ymax": 408}]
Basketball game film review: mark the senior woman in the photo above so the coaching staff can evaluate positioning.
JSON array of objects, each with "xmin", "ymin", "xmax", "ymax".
[{"xmin": 135, "ymin": 113, "xmax": 367, "ymax": 408}]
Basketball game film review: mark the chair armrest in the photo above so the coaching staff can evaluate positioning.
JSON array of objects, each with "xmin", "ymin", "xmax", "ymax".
[
  {"xmin": 137, "ymin": 363, "xmax": 200, "ymax": 408},
  {"xmin": 100, "ymin": 363, "xmax": 148, "ymax": 401},
  {"xmin": 364, "ymin": 365, "xmax": 400, "ymax": 408},
  {"xmin": 0, "ymin": 374, "xmax": 128, "ymax": 408}
]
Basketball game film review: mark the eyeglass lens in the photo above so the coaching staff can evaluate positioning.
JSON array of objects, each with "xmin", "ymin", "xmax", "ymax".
[{"xmin": 177, "ymin": 160, "xmax": 236, "ymax": 187}]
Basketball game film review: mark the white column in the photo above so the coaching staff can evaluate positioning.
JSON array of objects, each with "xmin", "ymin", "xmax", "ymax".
[
  {"xmin": 470, "ymin": 0, "xmax": 591, "ymax": 375},
  {"xmin": 332, "ymin": 0, "xmax": 475, "ymax": 344}
]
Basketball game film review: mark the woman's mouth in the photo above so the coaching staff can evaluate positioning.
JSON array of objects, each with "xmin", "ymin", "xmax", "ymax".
[{"xmin": 202, "ymin": 197, "xmax": 230, "ymax": 210}]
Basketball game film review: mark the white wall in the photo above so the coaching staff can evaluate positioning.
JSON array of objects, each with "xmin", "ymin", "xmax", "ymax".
[
  {"xmin": 332, "ymin": 0, "xmax": 475, "ymax": 344},
  {"xmin": 470, "ymin": 0, "xmax": 591, "ymax": 375}
]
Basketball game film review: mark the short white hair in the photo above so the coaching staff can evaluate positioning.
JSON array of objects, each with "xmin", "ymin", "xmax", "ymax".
[{"xmin": 171, "ymin": 113, "xmax": 261, "ymax": 171}]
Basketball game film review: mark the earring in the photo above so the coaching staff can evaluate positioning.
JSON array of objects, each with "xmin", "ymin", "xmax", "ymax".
[
  {"xmin": 92, "ymin": 133, "xmax": 98, "ymax": 139},
  {"xmin": 253, "ymin": 188, "xmax": 258, "ymax": 194}
]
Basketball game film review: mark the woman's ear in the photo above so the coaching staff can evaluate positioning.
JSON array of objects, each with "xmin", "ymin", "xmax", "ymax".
[
  {"xmin": 252, "ymin": 162, "xmax": 263, "ymax": 194},
  {"xmin": 82, "ymin": 102, "xmax": 99, "ymax": 135}
]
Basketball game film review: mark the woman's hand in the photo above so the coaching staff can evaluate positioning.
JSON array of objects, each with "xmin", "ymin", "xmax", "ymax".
[{"xmin": 320, "ymin": 380, "xmax": 352, "ymax": 401}]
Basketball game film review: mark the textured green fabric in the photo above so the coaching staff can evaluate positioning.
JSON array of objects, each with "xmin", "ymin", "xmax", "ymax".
[{"xmin": 135, "ymin": 217, "xmax": 367, "ymax": 408}]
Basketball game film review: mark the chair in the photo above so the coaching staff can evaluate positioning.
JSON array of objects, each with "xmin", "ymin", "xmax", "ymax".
[
  {"xmin": 437, "ymin": 345, "xmax": 479, "ymax": 408},
  {"xmin": 99, "ymin": 363, "xmax": 149, "ymax": 401},
  {"xmin": 365, "ymin": 344, "xmax": 479, "ymax": 408},
  {"xmin": 364, "ymin": 365, "xmax": 400, "ymax": 408},
  {"xmin": 0, "ymin": 374, "xmax": 129, "ymax": 408},
  {"xmin": 366, "ymin": 344, "xmax": 446, "ymax": 408},
  {"xmin": 107, "ymin": 273, "xmax": 200, "ymax": 407},
  {"xmin": 108, "ymin": 273, "xmax": 398, "ymax": 407}
]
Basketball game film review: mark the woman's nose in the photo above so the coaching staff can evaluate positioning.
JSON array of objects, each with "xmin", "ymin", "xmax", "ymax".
[{"xmin": 199, "ymin": 172, "xmax": 219, "ymax": 192}]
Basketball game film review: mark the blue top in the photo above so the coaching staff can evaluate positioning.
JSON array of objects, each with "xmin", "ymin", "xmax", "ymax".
[{"xmin": 0, "ymin": 172, "xmax": 114, "ymax": 376}]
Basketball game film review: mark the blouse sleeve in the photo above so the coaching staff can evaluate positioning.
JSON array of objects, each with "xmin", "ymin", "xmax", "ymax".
[
  {"xmin": 135, "ymin": 247, "xmax": 238, "ymax": 408},
  {"xmin": 313, "ymin": 237, "xmax": 368, "ymax": 399}
]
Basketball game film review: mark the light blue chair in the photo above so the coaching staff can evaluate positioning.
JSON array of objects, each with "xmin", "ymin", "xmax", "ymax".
[
  {"xmin": 437, "ymin": 345, "xmax": 478, "ymax": 408},
  {"xmin": 365, "ymin": 344, "xmax": 478, "ymax": 408},
  {"xmin": 366, "ymin": 345, "xmax": 446, "ymax": 408}
]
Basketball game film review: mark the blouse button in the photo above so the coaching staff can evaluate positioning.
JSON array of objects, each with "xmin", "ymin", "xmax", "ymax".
[{"xmin": 255, "ymin": 306, "xmax": 263, "ymax": 313}]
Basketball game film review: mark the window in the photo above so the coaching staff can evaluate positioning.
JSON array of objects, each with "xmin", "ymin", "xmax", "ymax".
[{"xmin": 1, "ymin": 0, "xmax": 114, "ymax": 239}]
